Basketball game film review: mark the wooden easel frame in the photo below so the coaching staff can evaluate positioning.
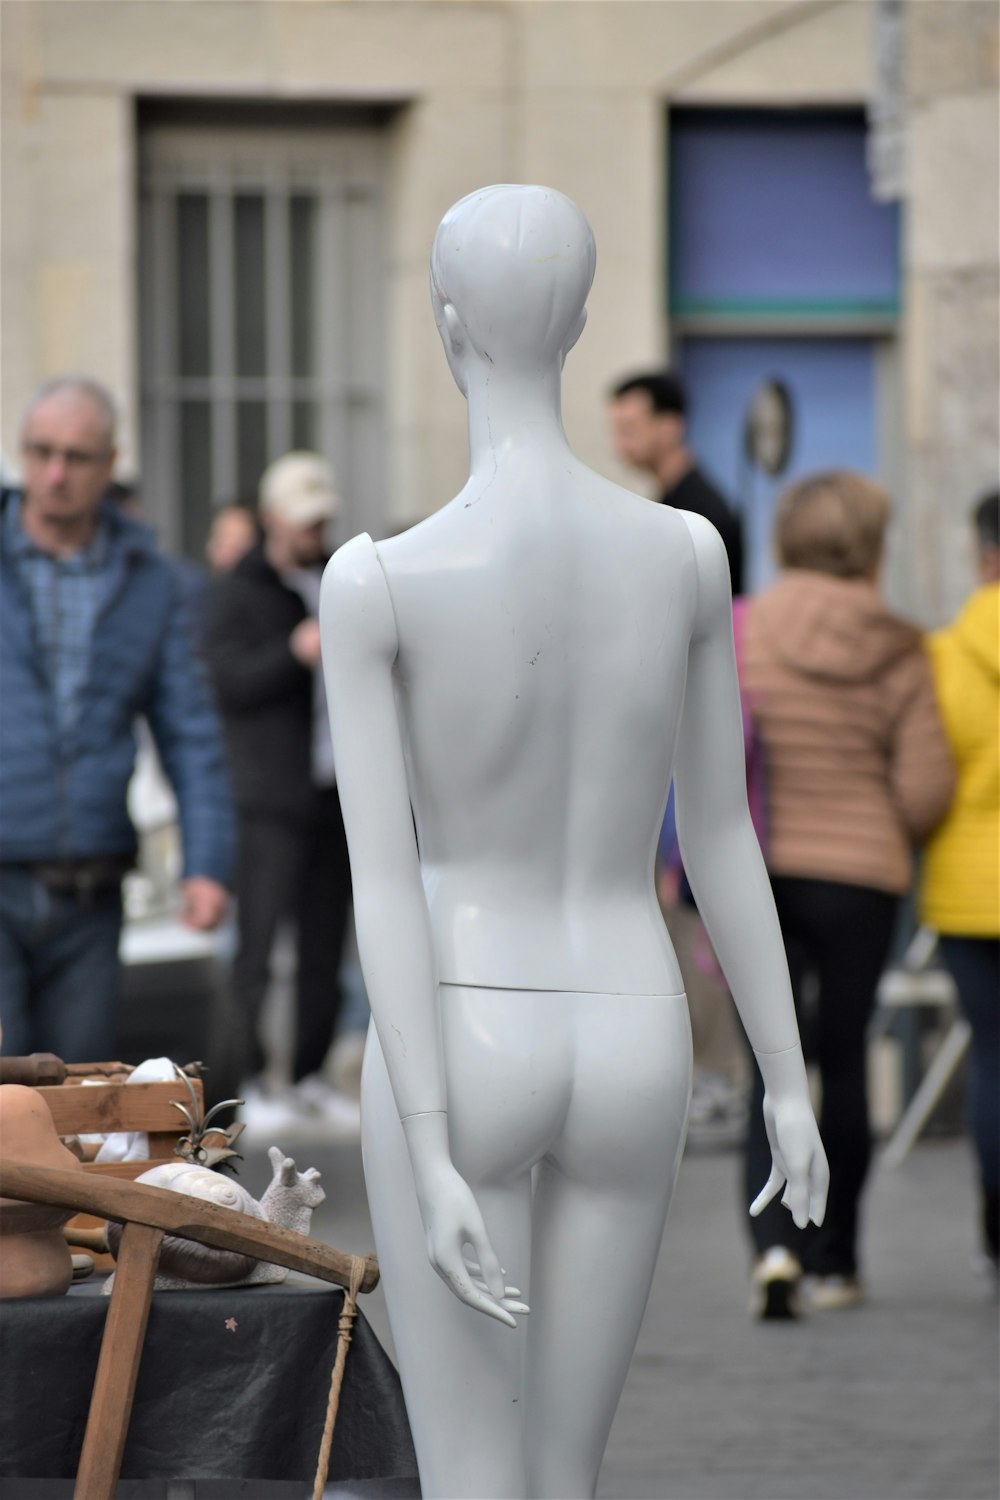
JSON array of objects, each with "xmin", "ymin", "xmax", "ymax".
[{"xmin": 0, "ymin": 1161, "xmax": 379, "ymax": 1500}]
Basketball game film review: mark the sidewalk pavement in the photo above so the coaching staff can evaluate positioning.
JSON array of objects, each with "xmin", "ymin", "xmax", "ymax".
[{"xmin": 239, "ymin": 1135, "xmax": 997, "ymax": 1500}]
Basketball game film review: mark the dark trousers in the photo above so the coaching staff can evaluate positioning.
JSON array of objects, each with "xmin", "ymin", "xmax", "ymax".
[
  {"xmin": 744, "ymin": 876, "xmax": 897, "ymax": 1277},
  {"xmin": 938, "ymin": 935, "xmax": 1000, "ymax": 1259},
  {"xmin": 233, "ymin": 788, "xmax": 352, "ymax": 1084},
  {"xmin": 0, "ymin": 866, "xmax": 122, "ymax": 1062}
]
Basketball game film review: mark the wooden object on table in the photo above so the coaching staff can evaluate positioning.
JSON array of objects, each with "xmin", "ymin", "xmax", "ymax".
[
  {"xmin": 36, "ymin": 1071, "xmax": 208, "ymax": 1270},
  {"xmin": 0, "ymin": 1160, "xmax": 378, "ymax": 1500},
  {"xmin": 0, "ymin": 1087, "xmax": 84, "ymax": 1298},
  {"xmin": 0, "ymin": 1162, "xmax": 378, "ymax": 1293},
  {"xmin": 0, "ymin": 1054, "xmax": 134, "ymax": 1087},
  {"xmin": 74, "ymin": 1221, "xmax": 164, "ymax": 1498}
]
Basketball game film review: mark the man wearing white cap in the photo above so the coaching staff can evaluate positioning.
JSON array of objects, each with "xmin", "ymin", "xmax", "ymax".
[{"xmin": 204, "ymin": 452, "xmax": 358, "ymax": 1135}]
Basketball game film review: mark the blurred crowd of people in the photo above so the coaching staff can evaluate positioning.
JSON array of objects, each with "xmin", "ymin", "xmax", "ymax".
[
  {"xmin": 1, "ymin": 368, "xmax": 996, "ymax": 1312},
  {"xmin": 202, "ymin": 452, "xmax": 359, "ymax": 1137},
  {"xmin": 611, "ymin": 367, "xmax": 998, "ymax": 1316}
]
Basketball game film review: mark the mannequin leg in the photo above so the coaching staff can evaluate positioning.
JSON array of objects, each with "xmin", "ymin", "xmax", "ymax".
[
  {"xmin": 525, "ymin": 992, "xmax": 692, "ymax": 1500},
  {"xmin": 363, "ymin": 991, "xmax": 690, "ymax": 1500},
  {"xmin": 362, "ymin": 1022, "xmax": 533, "ymax": 1500}
]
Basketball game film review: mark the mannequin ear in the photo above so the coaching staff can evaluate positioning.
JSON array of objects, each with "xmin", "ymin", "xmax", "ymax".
[
  {"xmin": 562, "ymin": 308, "xmax": 588, "ymax": 365},
  {"xmin": 442, "ymin": 302, "xmax": 465, "ymax": 358}
]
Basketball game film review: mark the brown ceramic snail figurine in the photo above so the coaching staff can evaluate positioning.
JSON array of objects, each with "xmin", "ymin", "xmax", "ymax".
[{"xmin": 0, "ymin": 1085, "xmax": 84, "ymax": 1298}]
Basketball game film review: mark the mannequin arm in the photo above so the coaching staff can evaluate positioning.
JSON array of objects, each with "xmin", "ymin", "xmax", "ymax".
[
  {"xmin": 320, "ymin": 535, "xmax": 522, "ymax": 1325},
  {"xmin": 674, "ymin": 514, "xmax": 828, "ymax": 1229},
  {"xmin": 320, "ymin": 535, "xmax": 441, "ymax": 1120}
]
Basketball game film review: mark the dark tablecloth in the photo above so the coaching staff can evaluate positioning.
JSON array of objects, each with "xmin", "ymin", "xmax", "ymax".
[{"xmin": 0, "ymin": 1276, "xmax": 418, "ymax": 1484}]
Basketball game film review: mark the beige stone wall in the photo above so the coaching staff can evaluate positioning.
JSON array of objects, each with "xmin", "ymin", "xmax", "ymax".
[
  {"xmin": 903, "ymin": 0, "xmax": 999, "ymax": 620},
  {"xmin": 1, "ymin": 1, "xmax": 44, "ymax": 470},
  {"xmin": 3, "ymin": 0, "xmax": 876, "ymax": 523}
]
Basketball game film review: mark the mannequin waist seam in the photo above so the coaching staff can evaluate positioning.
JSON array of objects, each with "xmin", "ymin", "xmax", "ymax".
[{"xmin": 437, "ymin": 981, "xmax": 686, "ymax": 999}]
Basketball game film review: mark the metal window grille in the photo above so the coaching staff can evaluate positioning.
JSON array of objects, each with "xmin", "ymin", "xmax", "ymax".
[{"xmin": 139, "ymin": 119, "xmax": 386, "ymax": 556}]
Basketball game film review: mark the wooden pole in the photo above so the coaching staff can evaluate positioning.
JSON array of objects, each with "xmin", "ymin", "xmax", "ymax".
[{"xmin": 74, "ymin": 1222, "xmax": 164, "ymax": 1500}]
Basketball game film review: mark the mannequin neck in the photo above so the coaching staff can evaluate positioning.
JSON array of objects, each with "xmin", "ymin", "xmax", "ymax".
[{"xmin": 464, "ymin": 363, "xmax": 572, "ymax": 476}]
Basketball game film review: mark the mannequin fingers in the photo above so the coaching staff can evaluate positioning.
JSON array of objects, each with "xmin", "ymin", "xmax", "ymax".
[
  {"xmin": 454, "ymin": 1250, "xmax": 526, "ymax": 1319},
  {"xmin": 468, "ymin": 1274, "xmax": 525, "ymax": 1302},
  {"xmin": 464, "ymin": 1257, "xmax": 521, "ymax": 1297},
  {"xmin": 435, "ymin": 1255, "xmax": 517, "ymax": 1326},
  {"xmin": 469, "ymin": 1280, "xmax": 529, "ymax": 1313},
  {"xmin": 749, "ymin": 1165, "xmax": 784, "ymax": 1218},
  {"xmin": 454, "ymin": 1278, "xmax": 518, "ymax": 1328},
  {"xmin": 462, "ymin": 1289, "xmax": 518, "ymax": 1328},
  {"xmin": 785, "ymin": 1175, "xmax": 811, "ymax": 1230},
  {"xmin": 466, "ymin": 1235, "xmax": 507, "ymax": 1303}
]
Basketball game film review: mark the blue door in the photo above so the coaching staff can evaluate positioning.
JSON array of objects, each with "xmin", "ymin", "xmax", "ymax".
[
  {"xmin": 680, "ymin": 336, "xmax": 879, "ymax": 592},
  {"xmin": 669, "ymin": 110, "xmax": 899, "ymax": 592}
]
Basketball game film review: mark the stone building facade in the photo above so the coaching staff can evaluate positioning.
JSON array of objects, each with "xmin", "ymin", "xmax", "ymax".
[
  {"xmin": 1, "ymin": 0, "xmax": 995, "ymax": 615},
  {"xmin": 901, "ymin": 0, "xmax": 999, "ymax": 617}
]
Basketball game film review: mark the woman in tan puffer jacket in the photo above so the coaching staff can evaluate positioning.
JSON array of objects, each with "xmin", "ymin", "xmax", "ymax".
[{"xmin": 741, "ymin": 471, "xmax": 955, "ymax": 1318}]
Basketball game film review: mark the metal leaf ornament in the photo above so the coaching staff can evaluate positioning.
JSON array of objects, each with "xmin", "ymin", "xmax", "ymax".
[{"xmin": 168, "ymin": 1066, "xmax": 245, "ymax": 1171}]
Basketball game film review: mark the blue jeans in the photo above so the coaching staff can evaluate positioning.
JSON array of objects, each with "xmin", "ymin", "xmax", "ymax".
[{"xmin": 0, "ymin": 866, "xmax": 123, "ymax": 1061}]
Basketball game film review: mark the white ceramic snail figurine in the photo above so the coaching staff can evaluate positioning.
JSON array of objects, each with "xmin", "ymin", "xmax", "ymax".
[{"xmin": 103, "ymin": 1145, "xmax": 325, "ymax": 1293}]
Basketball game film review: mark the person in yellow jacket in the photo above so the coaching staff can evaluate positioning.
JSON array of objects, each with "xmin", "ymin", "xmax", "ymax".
[{"xmin": 921, "ymin": 490, "xmax": 1000, "ymax": 1275}]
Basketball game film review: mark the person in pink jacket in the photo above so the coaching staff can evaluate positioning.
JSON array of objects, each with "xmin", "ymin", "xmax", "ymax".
[{"xmin": 740, "ymin": 471, "xmax": 955, "ymax": 1317}]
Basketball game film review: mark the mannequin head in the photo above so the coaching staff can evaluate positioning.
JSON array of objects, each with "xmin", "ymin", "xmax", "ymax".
[{"xmin": 430, "ymin": 185, "xmax": 596, "ymax": 389}]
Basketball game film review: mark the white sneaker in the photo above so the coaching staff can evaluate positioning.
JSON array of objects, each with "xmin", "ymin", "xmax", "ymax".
[
  {"xmin": 294, "ymin": 1075, "xmax": 362, "ymax": 1140},
  {"xmin": 808, "ymin": 1274, "xmax": 865, "ymax": 1311},
  {"xmin": 750, "ymin": 1246, "xmax": 804, "ymax": 1321}
]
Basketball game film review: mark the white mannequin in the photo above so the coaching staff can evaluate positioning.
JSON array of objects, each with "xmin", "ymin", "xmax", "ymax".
[{"xmin": 320, "ymin": 185, "xmax": 828, "ymax": 1500}]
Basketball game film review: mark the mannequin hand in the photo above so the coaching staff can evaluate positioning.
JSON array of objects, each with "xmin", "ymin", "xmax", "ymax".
[
  {"xmin": 413, "ymin": 1160, "xmax": 528, "ymax": 1328},
  {"xmin": 464, "ymin": 1258, "xmax": 530, "ymax": 1318},
  {"xmin": 750, "ymin": 1093, "xmax": 829, "ymax": 1230}
]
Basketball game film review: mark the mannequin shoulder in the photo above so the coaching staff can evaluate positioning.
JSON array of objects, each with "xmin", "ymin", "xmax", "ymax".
[
  {"xmin": 586, "ymin": 475, "xmax": 697, "ymax": 572},
  {"xmin": 675, "ymin": 509, "xmax": 733, "ymax": 636},
  {"xmin": 319, "ymin": 533, "xmax": 398, "ymax": 662}
]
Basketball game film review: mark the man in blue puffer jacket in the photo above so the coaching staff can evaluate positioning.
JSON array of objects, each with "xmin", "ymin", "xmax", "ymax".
[{"xmin": 0, "ymin": 375, "xmax": 234, "ymax": 1061}]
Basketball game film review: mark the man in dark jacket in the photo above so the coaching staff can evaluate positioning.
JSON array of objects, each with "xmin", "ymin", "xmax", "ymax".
[
  {"xmin": 609, "ymin": 369, "xmax": 744, "ymax": 594},
  {"xmin": 0, "ymin": 376, "xmax": 233, "ymax": 1060},
  {"xmin": 204, "ymin": 452, "xmax": 356, "ymax": 1133}
]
